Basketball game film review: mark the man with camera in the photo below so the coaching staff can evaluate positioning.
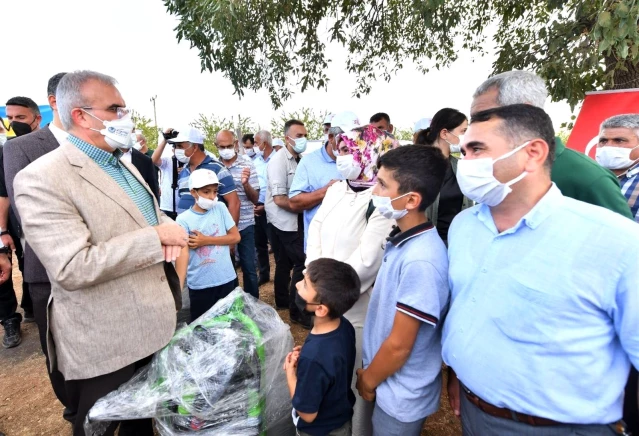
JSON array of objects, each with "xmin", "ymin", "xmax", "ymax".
[
  {"xmin": 153, "ymin": 127, "xmax": 240, "ymax": 223},
  {"xmin": 152, "ymin": 127, "xmax": 186, "ymax": 219}
]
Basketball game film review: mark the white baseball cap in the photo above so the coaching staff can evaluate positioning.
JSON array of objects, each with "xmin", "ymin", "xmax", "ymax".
[
  {"xmin": 188, "ymin": 169, "xmax": 221, "ymax": 190},
  {"xmin": 413, "ymin": 118, "xmax": 432, "ymax": 133},
  {"xmin": 323, "ymin": 113, "xmax": 334, "ymax": 124},
  {"xmin": 331, "ymin": 111, "xmax": 361, "ymax": 133},
  {"xmin": 273, "ymin": 138, "xmax": 284, "ymax": 148},
  {"xmin": 168, "ymin": 126, "xmax": 205, "ymax": 145}
]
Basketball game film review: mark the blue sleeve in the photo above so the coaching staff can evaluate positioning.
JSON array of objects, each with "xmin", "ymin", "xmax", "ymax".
[
  {"xmin": 220, "ymin": 203, "xmax": 235, "ymax": 231},
  {"xmin": 176, "ymin": 213, "xmax": 190, "ymax": 233},
  {"xmin": 216, "ymin": 166, "xmax": 238, "ymax": 197},
  {"xmin": 396, "ymin": 261, "xmax": 448, "ymax": 327},
  {"xmin": 289, "ymin": 160, "xmax": 309, "ymax": 198},
  {"xmin": 292, "ymin": 356, "xmax": 331, "ymax": 414}
]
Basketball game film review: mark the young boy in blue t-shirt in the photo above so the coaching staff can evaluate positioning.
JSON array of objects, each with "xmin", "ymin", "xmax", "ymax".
[
  {"xmin": 283, "ymin": 258, "xmax": 361, "ymax": 436},
  {"xmin": 175, "ymin": 169, "xmax": 241, "ymax": 322},
  {"xmin": 357, "ymin": 146, "xmax": 450, "ymax": 436}
]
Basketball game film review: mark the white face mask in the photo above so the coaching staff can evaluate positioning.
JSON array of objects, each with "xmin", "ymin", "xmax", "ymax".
[
  {"xmin": 196, "ymin": 194, "xmax": 218, "ymax": 210},
  {"xmin": 456, "ymin": 141, "xmax": 529, "ymax": 207},
  {"xmin": 336, "ymin": 154, "xmax": 361, "ymax": 180},
  {"xmin": 595, "ymin": 145, "xmax": 639, "ymax": 170},
  {"xmin": 133, "ymin": 142, "xmax": 143, "ymax": 151},
  {"xmin": 0, "ymin": 134, "xmax": 6, "ymax": 147},
  {"xmin": 245, "ymin": 147, "xmax": 256, "ymax": 157},
  {"xmin": 218, "ymin": 148, "xmax": 236, "ymax": 161},
  {"xmin": 372, "ymin": 192, "xmax": 411, "ymax": 220},
  {"xmin": 448, "ymin": 132, "xmax": 464, "ymax": 154},
  {"xmin": 174, "ymin": 144, "xmax": 193, "ymax": 164},
  {"xmin": 288, "ymin": 136, "xmax": 308, "ymax": 154},
  {"xmin": 253, "ymin": 146, "xmax": 263, "ymax": 157},
  {"xmin": 84, "ymin": 110, "xmax": 134, "ymax": 151}
]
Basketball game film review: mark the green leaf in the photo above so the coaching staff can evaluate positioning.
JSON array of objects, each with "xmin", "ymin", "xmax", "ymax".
[{"xmin": 598, "ymin": 11, "xmax": 612, "ymax": 28}]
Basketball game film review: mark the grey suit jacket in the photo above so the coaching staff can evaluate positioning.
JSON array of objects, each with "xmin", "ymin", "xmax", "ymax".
[
  {"xmin": 14, "ymin": 140, "xmax": 177, "ymax": 380},
  {"xmin": 4, "ymin": 126, "xmax": 59, "ymax": 283}
]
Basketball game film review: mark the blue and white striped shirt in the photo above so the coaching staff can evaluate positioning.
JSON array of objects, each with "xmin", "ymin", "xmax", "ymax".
[{"xmin": 69, "ymin": 135, "xmax": 158, "ymax": 226}]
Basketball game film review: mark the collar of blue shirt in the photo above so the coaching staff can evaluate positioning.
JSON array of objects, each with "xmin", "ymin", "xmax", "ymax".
[
  {"xmin": 388, "ymin": 221, "xmax": 435, "ymax": 247},
  {"xmin": 319, "ymin": 143, "xmax": 334, "ymax": 163},
  {"xmin": 474, "ymin": 183, "xmax": 565, "ymax": 235},
  {"xmin": 621, "ymin": 162, "xmax": 639, "ymax": 180}
]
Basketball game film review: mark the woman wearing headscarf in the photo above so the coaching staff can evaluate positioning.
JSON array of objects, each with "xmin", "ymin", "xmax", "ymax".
[
  {"xmin": 306, "ymin": 125, "xmax": 398, "ymax": 436},
  {"xmin": 415, "ymin": 108, "xmax": 473, "ymax": 245}
]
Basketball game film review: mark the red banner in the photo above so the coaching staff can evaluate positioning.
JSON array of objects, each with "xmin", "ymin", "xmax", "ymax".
[{"xmin": 566, "ymin": 89, "xmax": 639, "ymax": 159}]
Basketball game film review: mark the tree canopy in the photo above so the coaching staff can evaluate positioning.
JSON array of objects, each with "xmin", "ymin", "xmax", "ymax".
[{"xmin": 164, "ymin": 0, "xmax": 639, "ymax": 109}]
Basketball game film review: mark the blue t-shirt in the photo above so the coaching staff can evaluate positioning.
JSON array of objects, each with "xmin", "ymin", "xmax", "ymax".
[
  {"xmin": 293, "ymin": 317, "xmax": 356, "ymax": 436},
  {"xmin": 363, "ymin": 222, "xmax": 450, "ymax": 422},
  {"xmin": 176, "ymin": 203, "xmax": 237, "ymax": 289},
  {"xmin": 177, "ymin": 156, "xmax": 237, "ymax": 213},
  {"xmin": 289, "ymin": 144, "xmax": 342, "ymax": 250}
]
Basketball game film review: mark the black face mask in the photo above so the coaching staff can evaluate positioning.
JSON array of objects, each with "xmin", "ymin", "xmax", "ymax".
[
  {"xmin": 10, "ymin": 120, "xmax": 34, "ymax": 137},
  {"xmin": 295, "ymin": 293, "xmax": 319, "ymax": 317}
]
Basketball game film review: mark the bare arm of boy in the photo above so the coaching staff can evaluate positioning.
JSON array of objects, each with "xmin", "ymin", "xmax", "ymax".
[
  {"xmin": 356, "ymin": 311, "xmax": 421, "ymax": 401},
  {"xmin": 187, "ymin": 226, "xmax": 241, "ymax": 248},
  {"xmin": 283, "ymin": 346, "xmax": 318, "ymax": 422},
  {"xmin": 175, "ymin": 246, "xmax": 189, "ymax": 289}
]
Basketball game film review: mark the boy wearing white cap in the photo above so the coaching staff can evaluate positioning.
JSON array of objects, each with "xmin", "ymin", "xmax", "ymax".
[{"xmin": 175, "ymin": 169, "xmax": 241, "ymax": 321}]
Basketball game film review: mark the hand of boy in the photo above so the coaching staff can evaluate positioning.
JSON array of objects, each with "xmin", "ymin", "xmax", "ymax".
[
  {"xmin": 283, "ymin": 351, "xmax": 299, "ymax": 376},
  {"xmin": 188, "ymin": 230, "xmax": 207, "ymax": 249},
  {"xmin": 356, "ymin": 368, "xmax": 376, "ymax": 402}
]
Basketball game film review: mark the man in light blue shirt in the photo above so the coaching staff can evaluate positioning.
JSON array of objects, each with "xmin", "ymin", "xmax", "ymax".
[
  {"xmin": 288, "ymin": 139, "xmax": 341, "ymax": 249},
  {"xmin": 289, "ymin": 111, "xmax": 362, "ymax": 249},
  {"xmin": 443, "ymin": 104, "xmax": 639, "ymax": 435}
]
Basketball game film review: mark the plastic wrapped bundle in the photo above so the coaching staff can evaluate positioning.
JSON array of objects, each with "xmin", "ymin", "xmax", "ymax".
[{"xmin": 84, "ymin": 288, "xmax": 295, "ymax": 436}]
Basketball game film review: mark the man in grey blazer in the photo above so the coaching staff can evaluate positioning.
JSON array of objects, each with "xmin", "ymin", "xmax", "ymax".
[
  {"xmin": 4, "ymin": 73, "xmax": 75, "ymax": 421},
  {"xmin": 14, "ymin": 70, "xmax": 187, "ymax": 436}
]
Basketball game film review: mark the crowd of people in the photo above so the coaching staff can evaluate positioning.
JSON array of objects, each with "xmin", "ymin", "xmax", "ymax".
[{"xmin": 0, "ymin": 68, "xmax": 637, "ymax": 436}]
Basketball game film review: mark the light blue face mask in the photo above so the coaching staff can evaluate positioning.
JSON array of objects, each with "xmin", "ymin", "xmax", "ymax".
[{"xmin": 288, "ymin": 136, "xmax": 308, "ymax": 154}]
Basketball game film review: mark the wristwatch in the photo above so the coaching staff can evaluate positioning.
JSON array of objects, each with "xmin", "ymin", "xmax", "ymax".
[{"xmin": 0, "ymin": 227, "xmax": 8, "ymax": 236}]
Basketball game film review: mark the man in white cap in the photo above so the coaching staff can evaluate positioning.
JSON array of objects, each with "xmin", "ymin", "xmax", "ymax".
[
  {"xmin": 273, "ymin": 138, "xmax": 284, "ymax": 152},
  {"xmin": 322, "ymin": 113, "xmax": 334, "ymax": 142},
  {"xmin": 170, "ymin": 126, "xmax": 240, "ymax": 222},
  {"xmin": 288, "ymin": 112, "xmax": 359, "ymax": 250},
  {"xmin": 413, "ymin": 117, "xmax": 432, "ymax": 143}
]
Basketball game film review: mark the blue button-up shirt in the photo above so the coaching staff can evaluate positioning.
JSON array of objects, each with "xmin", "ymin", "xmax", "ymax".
[
  {"xmin": 442, "ymin": 184, "xmax": 639, "ymax": 424},
  {"xmin": 69, "ymin": 135, "xmax": 158, "ymax": 226},
  {"xmin": 289, "ymin": 144, "xmax": 342, "ymax": 248},
  {"xmin": 253, "ymin": 152, "xmax": 273, "ymax": 204}
]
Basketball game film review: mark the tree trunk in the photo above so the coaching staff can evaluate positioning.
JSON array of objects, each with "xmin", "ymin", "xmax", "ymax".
[{"xmin": 605, "ymin": 56, "xmax": 639, "ymax": 90}]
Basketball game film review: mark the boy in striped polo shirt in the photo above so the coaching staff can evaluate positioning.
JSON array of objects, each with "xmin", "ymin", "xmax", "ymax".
[{"xmin": 356, "ymin": 146, "xmax": 450, "ymax": 436}]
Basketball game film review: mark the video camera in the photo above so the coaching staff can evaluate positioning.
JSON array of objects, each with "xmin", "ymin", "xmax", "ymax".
[{"xmin": 162, "ymin": 129, "xmax": 179, "ymax": 141}]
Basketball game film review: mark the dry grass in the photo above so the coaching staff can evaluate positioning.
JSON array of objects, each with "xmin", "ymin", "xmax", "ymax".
[{"xmin": 0, "ymin": 256, "xmax": 461, "ymax": 435}]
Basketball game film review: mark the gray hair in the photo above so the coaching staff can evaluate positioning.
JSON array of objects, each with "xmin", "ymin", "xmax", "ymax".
[
  {"xmin": 255, "ymin": 130, "xmax": 272, "ymax": 146},
  {"xmin": 328, "ymin": 126, "xmax": 343, "ymax": 135},
  {"xmin": 57, "ymin": 70, "xmax": 118, "ymax": 130},
  {"xmin": 601, "ymin": 114, "xmax": 639, "ymax": 132},
  {"xmin": 473, "ymin": 70, "xmax": 547, "ymax": 109}
]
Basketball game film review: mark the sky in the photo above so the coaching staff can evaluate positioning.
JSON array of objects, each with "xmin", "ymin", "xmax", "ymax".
[{"xmin": 3, "ymin": 0, "xmax": 575, "ymax": 135}]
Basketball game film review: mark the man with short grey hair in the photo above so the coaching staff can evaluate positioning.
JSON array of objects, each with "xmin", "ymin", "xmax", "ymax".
[
  {"xmin": 14, "ymin": 70, "xmax": 187, "ymax": 436},
  {"xmin": 471, "ymin": 70, "xmax": 632, "ymax": 219}
]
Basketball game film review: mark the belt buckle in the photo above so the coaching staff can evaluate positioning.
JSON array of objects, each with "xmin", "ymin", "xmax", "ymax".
[{"xmin": 609, "ymin": 420, "xmax": 630, "ymax": 436}]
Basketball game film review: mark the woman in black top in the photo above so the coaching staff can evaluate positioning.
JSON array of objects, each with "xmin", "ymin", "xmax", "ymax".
[{"xmin": 415, "ymin": 108, "xmax": 472, "ymax": 244}]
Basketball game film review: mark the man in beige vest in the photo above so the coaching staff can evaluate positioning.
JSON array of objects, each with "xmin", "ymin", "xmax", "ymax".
[{"xmin": 14, "ymin": 70, "xmax": 187, "ymax": 436}]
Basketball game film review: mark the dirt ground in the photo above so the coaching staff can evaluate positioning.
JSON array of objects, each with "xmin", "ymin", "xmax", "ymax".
[{"xmin": 0, "ymin": 257, "xmax": 461, "ymax": 435}]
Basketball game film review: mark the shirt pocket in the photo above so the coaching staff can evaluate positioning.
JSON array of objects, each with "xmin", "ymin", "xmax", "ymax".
[{"xmin": 490, "ymin": 276, "xmax": 564, "ymax": 346}]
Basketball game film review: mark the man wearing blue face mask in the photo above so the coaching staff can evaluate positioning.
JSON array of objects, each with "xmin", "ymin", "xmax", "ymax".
[
  {"xmin": 443, "ymin": 104, "xmax": 639, "ymax": 436},
  {"xmin": 265, "ymin": 119, "xmax": 312, "ymax": 328}
]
